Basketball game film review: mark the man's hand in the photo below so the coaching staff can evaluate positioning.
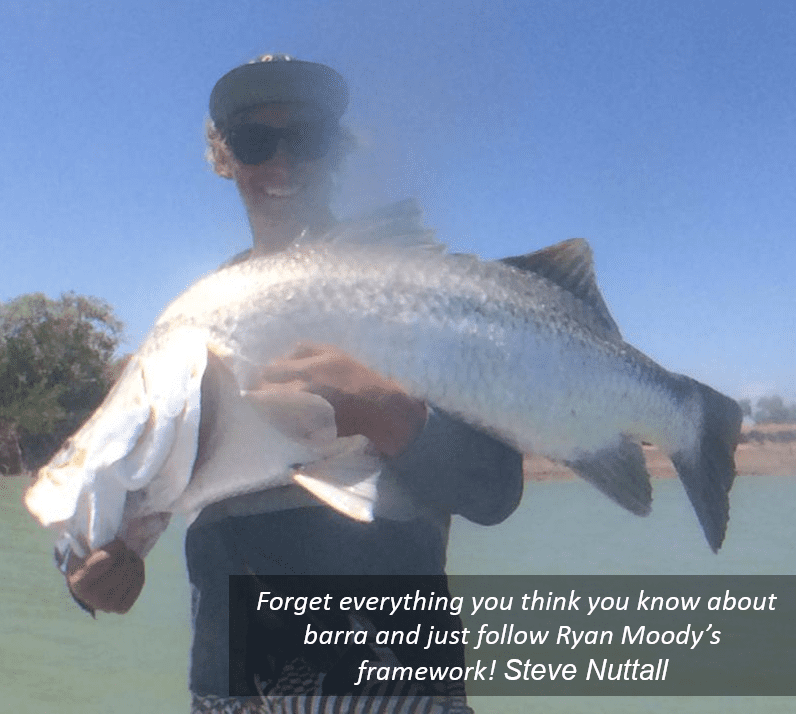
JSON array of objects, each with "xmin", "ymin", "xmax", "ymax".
[
  {"xmin": 257, "ymin": 344, "xmax": 427, "ymax": 457},
  {"xmin": 66, "ymin": 538, "xmax": 145, "ymax": 615}
]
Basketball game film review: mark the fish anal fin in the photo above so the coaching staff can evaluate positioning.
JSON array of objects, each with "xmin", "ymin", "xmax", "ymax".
[
  {"xmin": 566, "ymin": 436, "xmax": 652, "ymax": 516},
  {"xmin": 501, "ymin": 239, "xmax": 621, "ymax": 339},
  {"xmin": 241, "ymin": 387, "xmax": 339, "ymax": 446}
]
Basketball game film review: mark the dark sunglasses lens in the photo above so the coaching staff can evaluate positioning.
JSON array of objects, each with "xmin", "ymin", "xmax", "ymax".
[
  {"xmin": 288, "ymin": 123, "xmax": 334, "ymax": 160},
  {"xmin": 228, "ymin": 124, "xmax": 280, "ymax": 165},
  {"xmin": 227, "ymin": 123, "xmax": 335, "ymax": 164}
]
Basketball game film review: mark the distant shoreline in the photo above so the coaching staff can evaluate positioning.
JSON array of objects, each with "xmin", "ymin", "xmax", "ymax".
[
  {"xmin": 4, "ymin": 424, "xmax": 794, "ymax": 483},
  {"xmin": 525, "ymin": 423, "xmax": 796, "ymax": 481}
]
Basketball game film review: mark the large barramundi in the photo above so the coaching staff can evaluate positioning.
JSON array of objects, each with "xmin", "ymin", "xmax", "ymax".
[{"xmin": 25, "ymin": 205, "xmax": 741, "ymax": 557}]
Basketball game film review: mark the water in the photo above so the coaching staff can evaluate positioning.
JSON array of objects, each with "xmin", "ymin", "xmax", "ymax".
[
  {"xmin": 1, "ymin": 474, "xmax": 794, "ymax": 713},
  {"xmin": 449, "ymin": 474, "xmax": 795, "ymax": 576}
]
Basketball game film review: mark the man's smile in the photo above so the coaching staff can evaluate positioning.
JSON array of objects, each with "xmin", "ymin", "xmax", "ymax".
[{"xmin": 261, "ymin": 185, "xmax": 301, "ymax": 198}]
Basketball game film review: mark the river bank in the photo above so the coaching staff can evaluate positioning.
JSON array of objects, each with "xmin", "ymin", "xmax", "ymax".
[{"xmin": 525, "ymin": 423, "xmax": 795, "ymax": 481}]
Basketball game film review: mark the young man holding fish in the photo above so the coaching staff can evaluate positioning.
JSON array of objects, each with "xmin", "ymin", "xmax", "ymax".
[{"xmin": 64, "ymin": 55, "xmax": 524, "ymax": 712}]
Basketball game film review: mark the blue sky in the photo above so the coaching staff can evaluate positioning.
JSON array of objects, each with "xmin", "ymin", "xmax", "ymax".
[{"xmin": 1, "ymin": 0, "xmax": 795, "ymax": 404}]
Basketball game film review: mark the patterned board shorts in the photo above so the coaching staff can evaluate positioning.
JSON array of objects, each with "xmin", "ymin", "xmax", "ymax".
[
  {"xmin": 191, "ymin": 657, "xmax": 474, "ymax": 714},
  {"xmin": 190, "ymin": 693, "xmax": 474, "ymax": 714}
]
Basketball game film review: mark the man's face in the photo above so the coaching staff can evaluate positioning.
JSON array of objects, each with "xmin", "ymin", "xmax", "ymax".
[{"xmin": 226, "ymin": 103, "xmax": 335, "ymax": 231}]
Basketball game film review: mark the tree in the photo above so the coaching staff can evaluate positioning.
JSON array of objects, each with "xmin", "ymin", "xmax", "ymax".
[
  {"xmin": 0, "ymin": 292, "xmax": 124, "ymax": 473},
  {"xmin": 754, "ymin": 395, "xmax": 795, "ymax": 425}
]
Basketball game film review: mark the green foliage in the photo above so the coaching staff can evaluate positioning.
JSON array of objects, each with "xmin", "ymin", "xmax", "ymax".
[{"xmin": 0, "ymin": 292, "xmax": 124, "ymax": 471}]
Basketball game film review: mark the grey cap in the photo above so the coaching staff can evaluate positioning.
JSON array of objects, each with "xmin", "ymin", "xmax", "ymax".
[{"xmin": 209, "ymin": 55, "xmax": 348, "ymax": 127}]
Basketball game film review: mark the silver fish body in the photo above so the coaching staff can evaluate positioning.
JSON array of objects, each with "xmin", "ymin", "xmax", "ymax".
[{"xmin": 25, "ymin": 233, "xmax": 741, "ymax": 554}]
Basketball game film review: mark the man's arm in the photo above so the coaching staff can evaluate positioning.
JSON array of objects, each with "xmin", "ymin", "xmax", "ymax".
[{"xmin": 260, "ymin": 344, "xmax": 524, "ymax": 525}]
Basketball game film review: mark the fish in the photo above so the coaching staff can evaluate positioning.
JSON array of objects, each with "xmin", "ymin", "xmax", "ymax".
[{"xmin": 24, "ymin": 202, "xmax": 741, "ymax": 558}]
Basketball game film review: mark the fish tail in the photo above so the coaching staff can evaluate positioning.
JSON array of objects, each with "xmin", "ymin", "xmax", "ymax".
[{"xmin": 669, "ymin": 379, "xmax": 742, "ymax": 552}]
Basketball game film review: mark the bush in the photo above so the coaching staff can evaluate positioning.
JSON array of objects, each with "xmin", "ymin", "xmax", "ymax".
[{"xmin": 0, "ymin": 293, "xmax": 123, "ymax": 472}]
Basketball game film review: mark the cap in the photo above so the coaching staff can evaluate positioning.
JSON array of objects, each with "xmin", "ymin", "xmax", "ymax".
[{"xmin": 209, "ymin": 55, "xmax": 349, "ymax": 127}]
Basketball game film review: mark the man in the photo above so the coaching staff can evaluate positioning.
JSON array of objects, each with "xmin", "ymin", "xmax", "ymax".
[{"xmin": 66, "ymin": 55, "xmax": 523, "ymax": 713}]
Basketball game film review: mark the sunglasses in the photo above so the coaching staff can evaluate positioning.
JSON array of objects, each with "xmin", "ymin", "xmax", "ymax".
[{"xmin": 225, "ymin": 122, "xmax": 335, "ymax": 165}]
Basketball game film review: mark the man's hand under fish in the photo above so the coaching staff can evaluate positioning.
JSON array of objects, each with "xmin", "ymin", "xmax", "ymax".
[
  {"xmin": 66, "ymin": 345, "xmax": 427, "ymax": 614},
  {"xmin": 252, "ymin": 344, "xmax": 428, "ymax": 458},
  {"xmin": 66, "ymin": 538, "xmax": 144, "ymax": 615}
]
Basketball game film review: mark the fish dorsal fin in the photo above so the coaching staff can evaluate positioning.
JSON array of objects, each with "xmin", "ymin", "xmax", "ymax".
[
  {"xmin": 317, "ymin": 198, "xmax": 443, "ymax": 251},
  {"xmin": 500, "ymin": 238, "xmax": 621, "ymax": 340}
]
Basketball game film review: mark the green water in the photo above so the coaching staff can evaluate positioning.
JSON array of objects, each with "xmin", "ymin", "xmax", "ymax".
[{"xmin": 1, "ymin": 475, "xmax": 794, "ymax": 713}]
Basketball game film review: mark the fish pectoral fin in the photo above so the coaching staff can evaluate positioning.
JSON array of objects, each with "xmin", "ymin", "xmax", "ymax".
[
  {"xmin": 292, "ymin": 450, "xmax": 383, "ymax": 522},
  {"xmin": 241, "ymin": 388, "xmax": 339, "ymax": 446},
  {"xmin": 566, "ymin": 437, "xmax": 652, "ymax": 516}
]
